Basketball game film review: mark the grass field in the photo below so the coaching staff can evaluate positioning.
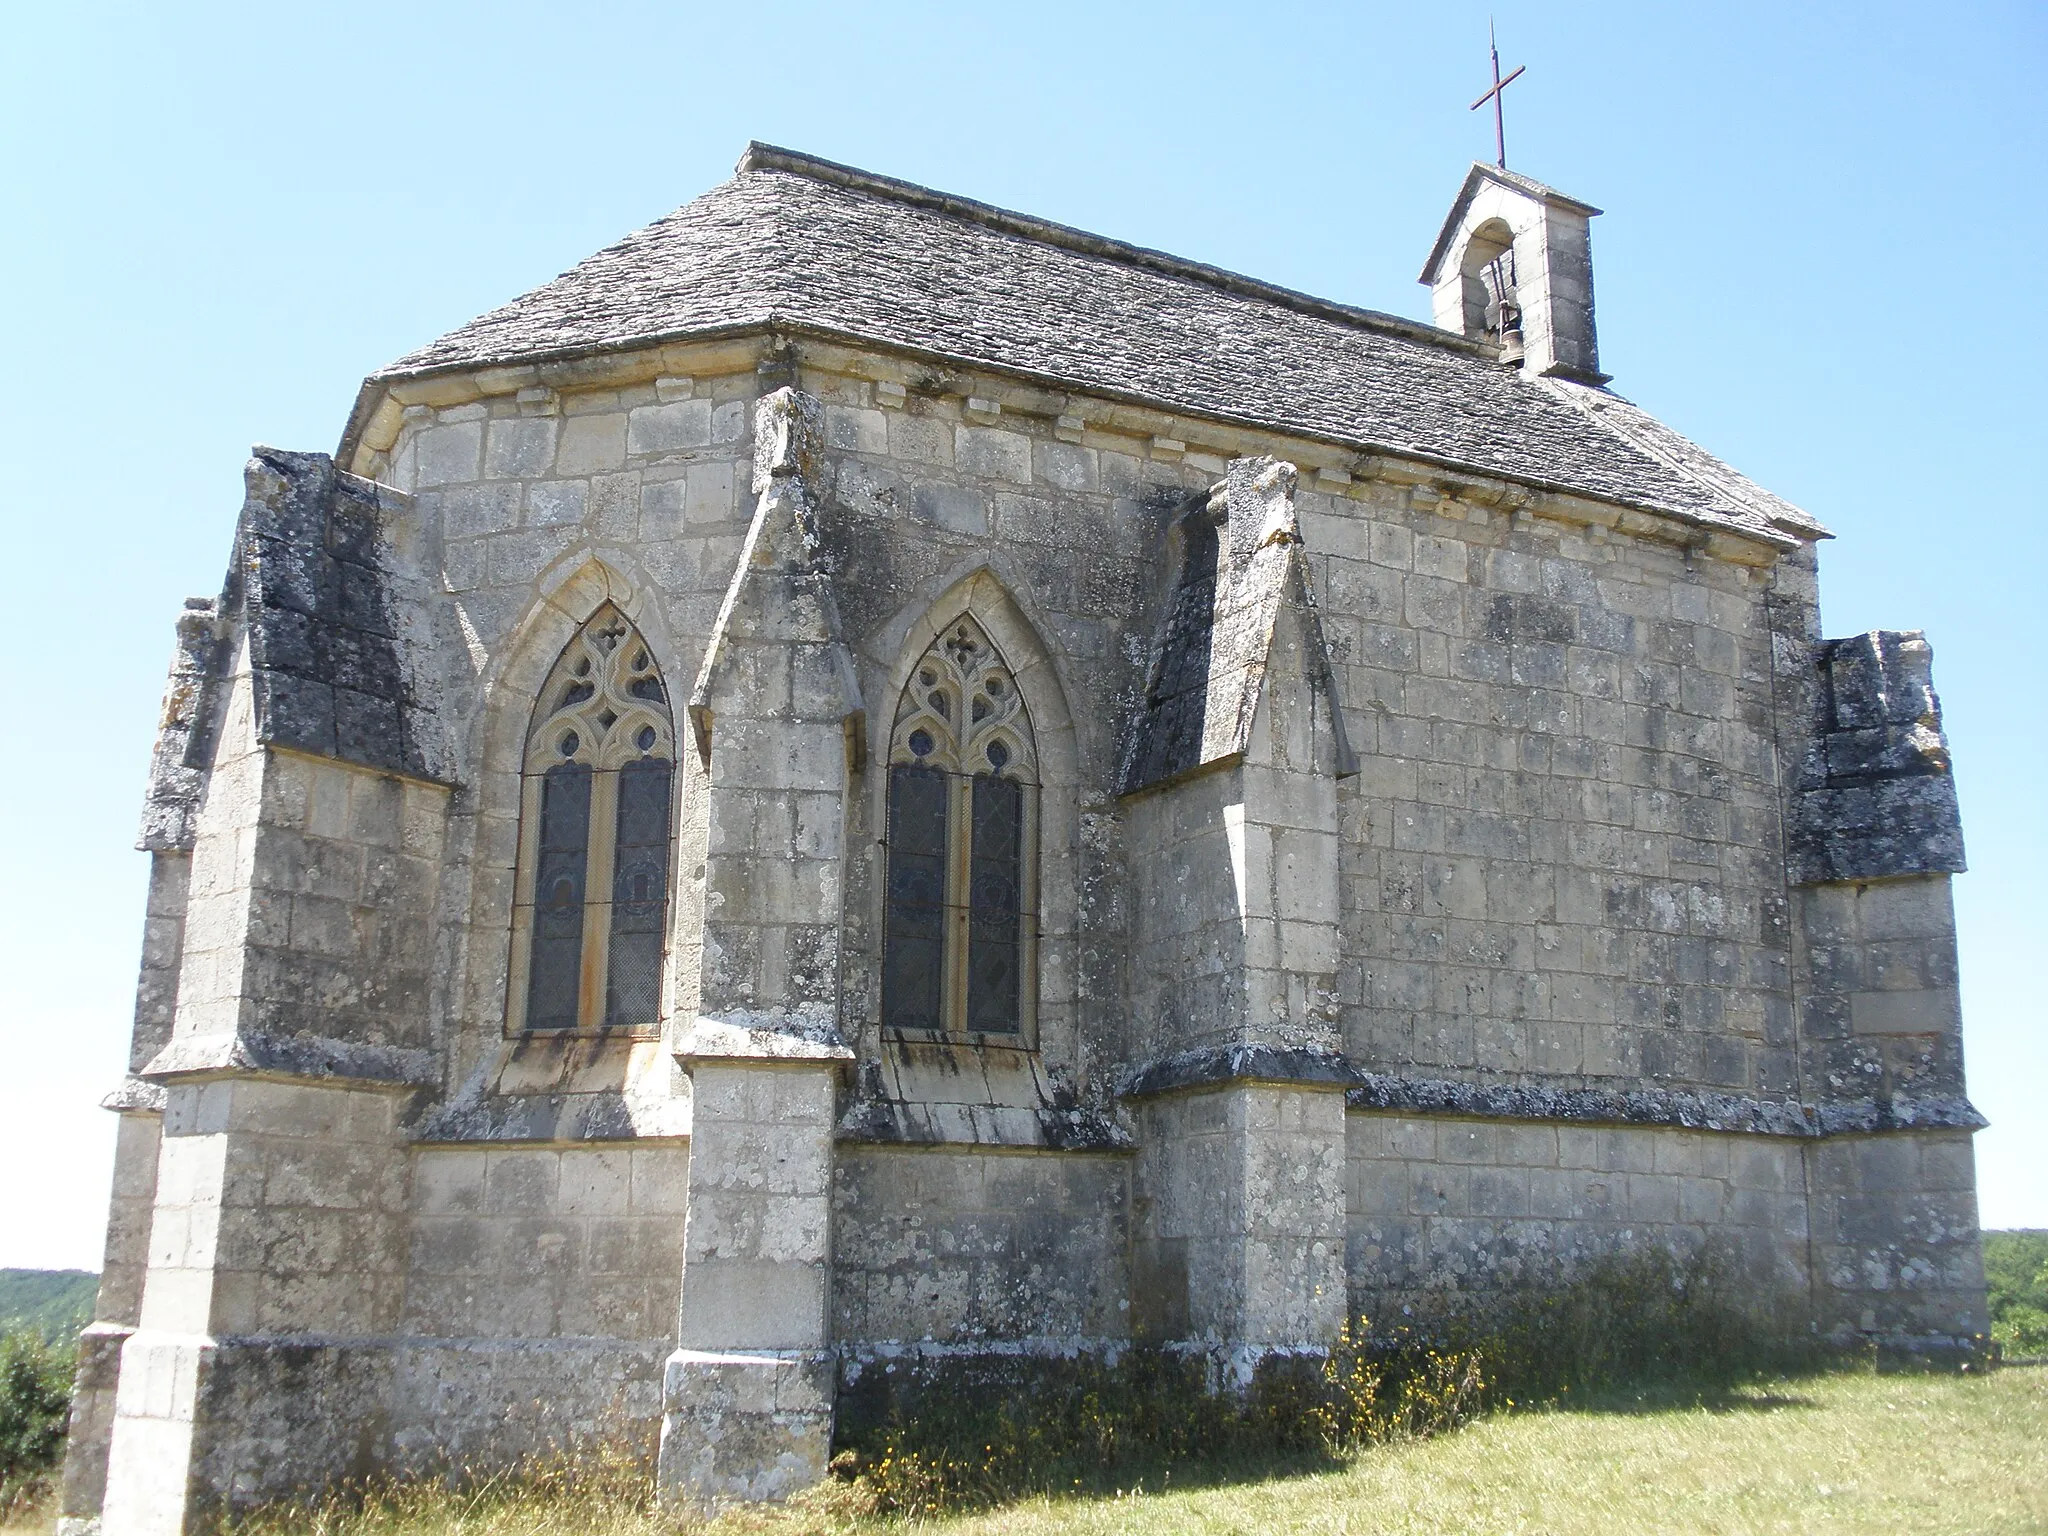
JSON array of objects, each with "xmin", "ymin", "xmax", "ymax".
[
  {"xmin": 794, "ymin": 1365, "xmax": 2042, "ymax": 1536},
  {"xmin": 6, "ymin": 1364, "xmax": 2012, "ymax": 1536}
]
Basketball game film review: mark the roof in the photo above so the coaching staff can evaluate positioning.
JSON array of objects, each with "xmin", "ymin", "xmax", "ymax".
[
  {"xmin": 1419, "ymin": 161, "xmax": 1602, "ymax": 285},
  {"xmin": 374, "ymin": 144, "xmax": 1821, "ymax": 545}
]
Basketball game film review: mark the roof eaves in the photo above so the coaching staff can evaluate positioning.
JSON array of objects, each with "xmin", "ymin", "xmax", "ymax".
[
  {"xmin": 336, "ymin": 314, "xmax": 780, "ymax": 467},
  {"xmin": 1539, "ymin": 379, "xmax": 1829, "ymax": 543},
  {"xmin": 353, "ymin": 309, "xmax": 1797, "ymax": 552}
]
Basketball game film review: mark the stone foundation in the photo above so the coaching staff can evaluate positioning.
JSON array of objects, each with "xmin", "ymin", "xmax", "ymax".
[
  {"xmin": 657, "ymin": 1350, "xmax": 836, "ymax": 1508},
  {"xmin": 831, "ymin": 1145, "xmax": 1131, "ymax": 1346},
  {"xmin": 1346, "ymin": 1110, "xmax": 1810, "ymax": 1323}
]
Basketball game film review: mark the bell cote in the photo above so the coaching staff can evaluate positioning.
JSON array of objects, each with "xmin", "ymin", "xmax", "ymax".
[{"xmin": 1421, "ymin": 163, "xmax": 1606, "ymax": 384}]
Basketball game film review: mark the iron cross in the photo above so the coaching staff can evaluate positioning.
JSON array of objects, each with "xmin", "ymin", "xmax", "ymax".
[{"xmin": 1469, "ymin": 22, "xmax": 1526, "ymax": 169}]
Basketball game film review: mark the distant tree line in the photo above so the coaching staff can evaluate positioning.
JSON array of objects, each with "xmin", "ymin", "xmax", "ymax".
[{"xmin": 1986, "ymin": 1231, "xmax": 2048, "ymax": 1356}]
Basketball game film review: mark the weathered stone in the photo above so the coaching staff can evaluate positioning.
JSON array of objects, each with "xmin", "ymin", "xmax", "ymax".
[
  {"xmin": 1788, "ymin": 631, "xmax": 1965, "ymax": 884},
  {"xmin": 76, "ymin": 144, "xmax": 1985, "ymax": 1534}
]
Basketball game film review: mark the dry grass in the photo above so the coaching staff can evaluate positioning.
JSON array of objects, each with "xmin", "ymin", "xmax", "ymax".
[{"xmin": 7, "ymin": 1365, "xmax": 2041, "ymax": 1536}]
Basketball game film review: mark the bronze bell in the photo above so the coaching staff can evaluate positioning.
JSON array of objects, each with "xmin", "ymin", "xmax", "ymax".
[{"xmin": 1495, "ymin": 300, "xmax": 1525, "ymax": 366}]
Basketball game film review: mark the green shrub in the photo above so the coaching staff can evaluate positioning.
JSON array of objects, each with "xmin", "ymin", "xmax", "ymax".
[
  {"xmin": 0, "ymin": 1328, "xmax": 72, "ymax": 1518},
  {"xmin": 1984, "ymin": 1230, "xmax": 2048, "ymax": 1357}
]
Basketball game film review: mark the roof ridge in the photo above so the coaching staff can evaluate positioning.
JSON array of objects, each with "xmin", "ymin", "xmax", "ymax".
[{"xmin": 735, "ymin": 142, "xmax": 1483, "ymax": 356}]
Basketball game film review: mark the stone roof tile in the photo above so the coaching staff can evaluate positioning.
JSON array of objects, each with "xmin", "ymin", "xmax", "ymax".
[
  {"xmin": 381, "ymin": 145, "xmax": 1820, "ymax": 544},
  {"xmin": 231, "ymin": 448, "xmax": 452, "ymax": 785}
]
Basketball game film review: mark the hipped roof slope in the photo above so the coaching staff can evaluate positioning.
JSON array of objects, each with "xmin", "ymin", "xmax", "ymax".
[{"xmin": 378, "ymin": 144, "xmax": 1818, "ymax": 544}]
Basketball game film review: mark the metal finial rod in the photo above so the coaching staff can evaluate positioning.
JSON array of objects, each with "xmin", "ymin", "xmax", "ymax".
[{"xmin": 1470, "ymin": 20, "xmax": 1526, "ymax": 169}]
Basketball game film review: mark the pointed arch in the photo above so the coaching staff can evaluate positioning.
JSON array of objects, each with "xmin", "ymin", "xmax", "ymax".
[
  {"xmin": 848, "ymin": 567, "xmax": 1085, "ymax": 1056},
  {"xmin": 869, "ymin": 564, "xmax": 1078, "ymax": 786},
  {"xmin": 881, "ymin": 612, "xmax": 1040, "ymax": 1037},
  {"xmin": 889, "ymin": 613, "xmax": 1038, "ymax": 781},
  {"xmin": 466, "ymin": 555, "xmax": 676, "ymax": 805},
  {"xmin": 506, "ymin": 601, "xmax": 677, "ymax": 1034}
]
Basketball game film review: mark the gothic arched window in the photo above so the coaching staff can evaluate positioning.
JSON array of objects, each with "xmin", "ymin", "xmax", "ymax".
[
  {"xmin": 882, "ymin": 617, "xmax": 1038, "ymax": 1037},
  {"xmin": 510, "ymin": 604, "xmax": 676, "ymax": 1033}
]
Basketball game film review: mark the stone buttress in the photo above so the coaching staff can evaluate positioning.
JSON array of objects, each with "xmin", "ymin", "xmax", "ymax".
[
  {"xmin": 58, "ymin": 601, "xmax": 210, "ymax": 1536},
  {"xmin": 1781, "ymin": 619, "xmax": 1986, "ymax": 1349},
  {"xmin": 1117, "ymin": 457, "xmax": 1359, "ymax": 1378},
  {"xmin": 97, "ymin": 451, "xmax": 451, "ymax": 1536},
  {"xmin": 658, "ymin": 389, "xmax": 859, "ymax": 1506}
]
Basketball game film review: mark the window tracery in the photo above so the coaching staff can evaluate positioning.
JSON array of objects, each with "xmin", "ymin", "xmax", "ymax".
[
  {"xmin": 511, "ymin": 604, "xmax": 676, "ymax": 1033},
  {"xmin": 882, "ymin": 616, "xmax": 1037, "ymax": 1037}
]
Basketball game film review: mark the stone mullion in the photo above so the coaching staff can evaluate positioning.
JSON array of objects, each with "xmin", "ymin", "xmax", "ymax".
[
  {"xmin": 578, "ymin": 768, "xmax": 621, "ymax": 1028},
  {"xmin": 943, "ymin": 770, "xmax": 972, "ymax": 1035}
]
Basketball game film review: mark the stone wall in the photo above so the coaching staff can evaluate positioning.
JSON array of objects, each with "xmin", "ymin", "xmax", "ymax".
[
  {"xmin": 831, "ymin": 1146, "xmax": 1131, "ymax": 1349},
  {"xmin": 1805, "ymin": 1129, "xmax": 1986, "ymax": 1346},
  {"xmin": 239, "ymin": 749, "xmax": 447, "ymax": 1051},
  {"xmin": 378, "ymin": 359, "xmax": 1205, "ymax": 1114},
  {"xmin": 60, "ymin": 1113, "xmax": 162, "ymax": 1532},
  {"xmin": 377, "ymin": 348, "xmax": 1807, "ymax": 1122},
  {"xmin": 388, "ymin": 1144, "xmax": 689, "ymax": 1469},
  {"xmin": 126, "ymin": 853, "xmax": 190, "ymax": 1090},
  {"xmin": 1131, "ymin": 1085, "xmax": 1347, "ymax": 1357},
  {"xmin": 62, "ymin": 852, "xmax": 186, "ymax": 1530},
  {"xmin": 1790, "ymin": 867, "xmax": 1981, "ymax": 1346},
  {"xmin": 360, "ymin": 344, "xmax": 1982, "ymax": 1351},
  {"xmin": 404, "ymin": 1145, "xmax": 688, "ymax": 1341},
  {"xmin": 1344, "ymin": 1110, "xmax": 1811, "ymax": 1322},
  {"xmin": 141, "ymin": 1079, "xmax": 410, "ymax": 1339},
  {"xmin": 1305, "ymin": 484, "xmax": 1795, "ymax": 1100},
  {"xmin": 103, "ymin": 1079, "xmax": 411, "ymax": 1532},
  {"xmin": 143, "ymin": 653, "xmax": 448, "ymax": 1069},
  {"xmin": 1795, "ymin": 876, "xmax": 1965, "ymax": 1109},
  {"xmin": 411, "ymin": 368, "xmax": 757, "ymax": 1104},
  {"xmin": 1123, "ymin": 770, "xmax": 1243, "ymax": 1065}
]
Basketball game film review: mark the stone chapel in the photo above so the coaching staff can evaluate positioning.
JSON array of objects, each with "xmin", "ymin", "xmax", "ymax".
[{"xmin": 61, "ymin": 144, "xmax": 1988, "ymax": 1531}]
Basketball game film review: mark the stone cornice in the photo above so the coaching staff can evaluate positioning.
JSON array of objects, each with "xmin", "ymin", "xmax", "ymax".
[
  {"xmin": 335, "ymin": 323, "xmax": 1803, "ymax": 561},
  {"xmin": 1112, "ymin": 1046, "xmax": 1985, "ymax": 1139},
  {"xmin": 140, "ymin": 1031, "xmax": 439, "ymax": 1091}
]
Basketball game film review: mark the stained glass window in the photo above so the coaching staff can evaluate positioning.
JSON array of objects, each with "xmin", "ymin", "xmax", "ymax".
[
  {"xmin": 880, "ymin": 616, "xmax": 1037, "ymax": 1037},
  {"xmin": 881, "ymin": 765, "xmax": 948, "ymax": 1033},
  {"xmin": 511, "ymin": 605, "xmax": 675, "ymax": 1033},
  {"xmin": 526, "ymin": 762, "xmax": 591, "ymax": 1031},
  {"xmin": 605, "ymin": 757, "xmax": 674, "ymax": 1028},
  {"xmin": 966, "ymin": 774, "xmax": 1023, "ymax": 1032}
]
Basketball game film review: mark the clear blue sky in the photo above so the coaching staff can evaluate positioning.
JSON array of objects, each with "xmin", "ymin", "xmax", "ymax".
[{"xmin": 2, "ymin": 1, "xmax": 2040, "ymax": 1269}]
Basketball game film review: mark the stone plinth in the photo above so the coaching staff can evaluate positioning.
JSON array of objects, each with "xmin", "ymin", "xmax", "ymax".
[
  {"xmin": 658, "ymin": 1349, "xmax": 837, "ymax": 1507},
  {"xmin": 658, "ymin": 1057, "xmax": 842, "ymax": 1510}
]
